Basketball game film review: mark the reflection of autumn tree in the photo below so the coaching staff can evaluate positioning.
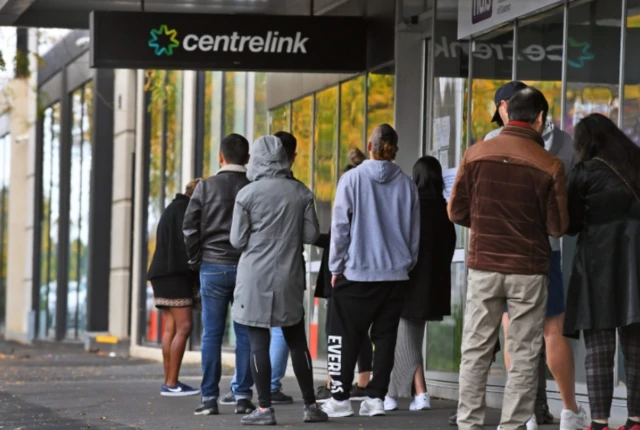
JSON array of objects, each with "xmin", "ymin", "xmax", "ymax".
[
  {"xmin": 225, "ymin": 72, "xmax": 247, "ymax": 136},
  {"xmin": 471, "ymin": 79, "xmax": 509, "ymax": 143},
  {"xmin": 144, "ymin": 70, "xmax": 184, "ymax": 269},
  {"xmin": 254, "ymin": 73, "xmax": 269, "ymax": 137},
  {"xmin": 270, "ymin": 105, "xmax": 290, "ymax": 133},
  {"xmin": 340, "ymin": 76, "xmax": 366, "ymax": 171},
  {"xmin": 291, "ymin": 97, "xmax": 313, "ymax": 188},
  {"xmin": 314, "ymin": 87, "xmax": 337, "ymax": 203},
  {"xmin": 367, "ymin": 71, "xmax": 395, "ymax": 139},
  {"xmin": 203, "ymin": 72, "xmax": 222, "ymax": 177}
]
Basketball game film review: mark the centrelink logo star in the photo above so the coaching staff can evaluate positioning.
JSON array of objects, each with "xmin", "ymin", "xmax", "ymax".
[
  {"xmin": 567, "ymin": 38, "xmax": 595, "ymax": 68},
  {"xmin": 148, "ymin": 25, "xmax": 180, "ymax": 56}
]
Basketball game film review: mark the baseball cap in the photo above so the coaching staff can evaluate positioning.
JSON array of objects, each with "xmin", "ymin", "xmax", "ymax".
[{"xmin": 492, "ymin": 81, "xmax": 528, "ymax": 123}]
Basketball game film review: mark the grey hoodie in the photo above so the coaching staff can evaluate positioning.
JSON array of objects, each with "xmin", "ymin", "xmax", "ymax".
[
  {"xmin": 230, "ymin": 136, "xmax": 320, "ymax": 328},
  {"xmin": 485, "ymin": 122, "xmax": 575, "ymax": 251},
  {"xmin": 329, "ymin": 159, "xmax": 420, "ymax": 282}
]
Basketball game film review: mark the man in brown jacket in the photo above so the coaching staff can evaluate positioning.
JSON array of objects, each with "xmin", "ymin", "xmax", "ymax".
[{"xmin": 448, "ymin": 87, "xmax": 568, "ymax": 430}]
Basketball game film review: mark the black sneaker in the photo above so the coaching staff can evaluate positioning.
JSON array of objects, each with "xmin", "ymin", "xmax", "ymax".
[
  {"xmin": 194, "ymin": 399, "xmax": 219, "ymax": 416},
  {"xmin": 449, "ymin": 412, "xmax": 457, "ymax": 426},
  {"xmin": 236, "ymin": 398, "xmax": 257, "ymax": 415},
  {"xmin": 220, "ymin": 391, "xmax": 236, "ymax": 405},
  {"xmin": 316, "ymin": 385, "xmax": 332, "ymax": 403},
  {"xmin": 535, "ymin": 403, "xmax": 555, "ymax": 424},
  {"xmin": 351, "ymin": 383, "xmax": 366, "ymax": 401},
  {"xmin": 304, "ymin": 404, "xmax": 329, "ymax": 423},
  {"xmin": 271, "ymin": 390, "xmax": 293, "ymax": 404},
  {"xmin": 241, "ymin": 407, "xmax": 277, "ymax": 425}
]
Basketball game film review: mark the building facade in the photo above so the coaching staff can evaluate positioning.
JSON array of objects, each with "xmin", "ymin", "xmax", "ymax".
[{"xmin": 1, "ymin": 0, "xmax": 637, "ymax": 424}]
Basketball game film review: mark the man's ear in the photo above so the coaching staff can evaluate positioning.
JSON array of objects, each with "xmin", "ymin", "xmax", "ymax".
[
  {"xmin": 367, "ymin": 141, "xmax": 372, "ymax": 152},
  {"xmin": 290, "ymin": 152, "xmax": 297, "ymax": 165},
  {"xmin": 218, "ymin": 151, "xmax": 224, "ymax": 165},
  {"xmin": 536, "ymin": 111, "xmax": 544, "ymax": 127}
]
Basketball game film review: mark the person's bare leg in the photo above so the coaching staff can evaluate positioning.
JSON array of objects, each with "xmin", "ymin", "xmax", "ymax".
[
  {"xmin": 165, "ymin": 306, "xmax": 193, "ymax": 387},
  {"xmin": 544, "ymin": 314, "xmax": 579, "ymax": 412},
  {"xmin": 414, "ymin": 364, "xmax": 427, "ymax": 395},
  {"xmin": 161, "ymin": 309, "xmax": 176, "ymax": 385},
  {"xmin": 502, "ymin": 312, "xmax": 511, "ymax": 371},
  {"xmin": 357, "ymin": 371, "xmax": 371, "ymax": 388}
]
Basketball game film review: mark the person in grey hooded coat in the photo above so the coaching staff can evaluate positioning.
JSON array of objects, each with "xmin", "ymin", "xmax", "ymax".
[{"xmin": 229, "ymin": 135, "xmax": 328, "ymax": 426}]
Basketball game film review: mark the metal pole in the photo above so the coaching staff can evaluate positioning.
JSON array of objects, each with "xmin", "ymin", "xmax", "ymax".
[
  {"xmin": 560, "ymin": 0, "xmax": 569, "ymax": 131},
  {"xmin": 466, "ymin": 38, "xmax": 473, "ymax": 149},
  {"xmin": 618, "ymin": 0, "xmax": 628, "ymax": 129},
  {"xmin": 512, "ymin": 20, "xmax": 518, "ymax": 80}
]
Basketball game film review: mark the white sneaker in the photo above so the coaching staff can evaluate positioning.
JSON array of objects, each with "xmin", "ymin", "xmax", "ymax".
[
  {"xmin": 384, "ymin": 396, "xmax": 398, "ymax": 411},
  {"xmin": 409, "ymin": 393, "xmax": 431, "ymax": 411},
  {"xmin": 560, "ymin": 405, "xmax": 589, "ymax": 430},
  {"xmin": 320, "ymin": 398, "xmax": 354, "ymax": 418},
  {"xmin": 497, "ymin": 415, "xmax": 537, "ymax": 430},
  {"xmin": 359, "ymin": 397, "xmax": 386, "ymax": 417}
]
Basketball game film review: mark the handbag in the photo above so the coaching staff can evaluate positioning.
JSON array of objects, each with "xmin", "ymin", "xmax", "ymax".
[{"xmin": 593, "ymin": 157, "xmax": 640, "ymax": 203}]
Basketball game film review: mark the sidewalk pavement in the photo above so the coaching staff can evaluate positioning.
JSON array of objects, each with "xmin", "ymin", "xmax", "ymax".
[{"xmin": 0, "ymin": 339, "xmax": 557, "ymax": 429}]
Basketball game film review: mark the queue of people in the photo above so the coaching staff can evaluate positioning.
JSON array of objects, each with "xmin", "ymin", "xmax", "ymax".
[{"xmin": 145, "ymin": 82, "xmax": 640, "ymax": 429}]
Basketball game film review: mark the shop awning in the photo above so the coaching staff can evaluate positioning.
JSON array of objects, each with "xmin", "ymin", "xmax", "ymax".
[{"xmin": 1, "ymin": 0, "xmax": 339, "ymax": 29}]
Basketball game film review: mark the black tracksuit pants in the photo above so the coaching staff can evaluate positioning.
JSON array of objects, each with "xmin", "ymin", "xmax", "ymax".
[{"xmin": 327, "ymin": 278, "xmax": 407, "ymax": 401}]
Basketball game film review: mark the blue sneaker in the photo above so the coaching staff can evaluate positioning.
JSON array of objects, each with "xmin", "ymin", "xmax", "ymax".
[{"xmin": 161, "ymin": 381, "xmax": 200, "ymax": 397}]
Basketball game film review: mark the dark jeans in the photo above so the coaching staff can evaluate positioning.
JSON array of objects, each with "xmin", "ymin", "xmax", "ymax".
[
  {"xmin": 200, "ymin": 263, "xmax": 253, "ymax": 401},
  {"xmin": 327, "ymin": 278, "xmax": 406, "ymax": 401},
  {"xmin": 247, "ymin": 319, "xmax": 316, "ymax": 408}
]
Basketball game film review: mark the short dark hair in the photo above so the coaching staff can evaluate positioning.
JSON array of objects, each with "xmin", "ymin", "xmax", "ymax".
[
  {"xmin": 220, "ymin": 133, "xmax": 249, "ymax": 165},
  {"xmin": 274, "ymin": 131, "xmax": 297, "ymax": 162},
  {"xmin": 412, "ymin": 156, "xmax": 444, "ymax": 195},
  {"xmin": 507, "ymin": 87, "xmax": 549, "ymax": 126}
]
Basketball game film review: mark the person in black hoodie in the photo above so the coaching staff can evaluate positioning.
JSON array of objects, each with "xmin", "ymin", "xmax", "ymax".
[
  {"xmin": 384, "ymin": 156, "xmax": 456, "ymax": 412},
  {"xmin": 148, "ymin": 178, "xmax": 202, "ymax": 397}
]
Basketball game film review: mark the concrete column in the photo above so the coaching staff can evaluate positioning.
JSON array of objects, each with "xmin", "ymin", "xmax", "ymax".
[
  {"xmin": 394, "ymin": 29, "xmax": 426, "ymax": 175},
  {"xmin": 181, "ymin": 71, "xmax": 196, "ymax": 186},
  {"xmin": 5, "ymin": 28, "xmax": 38, "ymax": 342},
  {"xmin": 107, "ymin": 69, "xmax": 137, "ymax": 340}
]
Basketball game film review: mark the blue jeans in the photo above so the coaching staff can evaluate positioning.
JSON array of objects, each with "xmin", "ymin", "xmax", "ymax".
[
  {"xmin": 200, "ymin": 263, "xmax": 253, "ymax": 401},
  {"xmin": 231, "ymin": 327, "xmax": 290, "ymax": 393}
]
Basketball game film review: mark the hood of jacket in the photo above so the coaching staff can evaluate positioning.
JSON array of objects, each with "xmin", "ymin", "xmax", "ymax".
[
  {"xmin": 359, "ymin": 159, "xmax": 403, "ymax": 184},
  {"xmin": 542, "ymin": 121, "xmax": 555, "ymax": 152},
  {"xmin": 247, "ymin": 135, "xmax": 291, "ymax": 182}
]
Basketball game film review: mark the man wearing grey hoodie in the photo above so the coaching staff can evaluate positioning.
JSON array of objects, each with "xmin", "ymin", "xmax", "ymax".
[
  {"xmin": 482, "ymin": 82, "xmax": 587, "ymax": 430},
  {"xmin": 321, "ymin": 124, "xmax": 420, "ymax": 419}
]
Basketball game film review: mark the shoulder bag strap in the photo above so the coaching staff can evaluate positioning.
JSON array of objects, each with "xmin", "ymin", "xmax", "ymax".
[{"xmin": 593, "ymin": 157, "xmax": 640, "ymax": 203}]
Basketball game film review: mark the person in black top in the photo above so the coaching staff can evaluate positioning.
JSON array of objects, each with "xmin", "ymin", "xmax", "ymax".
[{"xmin": 147, "ymin": 178, "xmax": 202, "ymax": 398}]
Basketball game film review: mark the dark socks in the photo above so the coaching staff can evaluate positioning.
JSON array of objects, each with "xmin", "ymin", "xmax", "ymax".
[
  {"xmin": 591, "ymin": 422, "xmax": 608, "ymax": 430},
  {"xmin": 627, "ymin": 419, "xmax": 640, "ymax": 429}
]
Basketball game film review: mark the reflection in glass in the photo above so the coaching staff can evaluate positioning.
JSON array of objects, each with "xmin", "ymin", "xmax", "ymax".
[
  {"xmin": 254, "ymin": 72, "xmax": 269, "ymax": 138},
  {"xmin": 339, "ymin": 76, "xmax": 366, "ymax": 171},
  {"xmin": 225, "ymin": 72, "xmax": 247, "ymax": 137},
  {"xmin": 39, "ymin": 103, "xmax": 61, "ymax": 339},
  {"xmin": 0, "ymin": 134, "xmax": 10, "ymax": 328},
  {"xmin": 203, "ymin": 72, "xmax": 223, "ymax": 177},
  {"xmin": 270, "ymin": 104, "xmax": 290, "ymax": 134},
  {"xmin": 291, "ymin": 97, "xmax": 313, "ymax": 188},
  {"xmin": 367, "ymin": 66, "xmax": 395, "ymax": 139},
  {"xmin": 67, "ymin": 82, "xmax": 93, "ymax": 339},
  {"xmin": 564, "ymin": 0, "xmax": 621, "ymax": 136},
  {"xmin": 313, "ymin": 87, "xmax": 338, "ymax": 360},
  {"xmin": 144, "ymin": 70, "xmax": 184, "ymax": 345}
]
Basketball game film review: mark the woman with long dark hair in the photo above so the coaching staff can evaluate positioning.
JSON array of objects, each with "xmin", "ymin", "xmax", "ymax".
[
  {"xmin": 564, "ymin": 113, "xmax": 640, "ymax": 430},
  {"xmin": 384, "ymin": 156, "xmax": 456, "ymax": 412},
  {"xmin": 148, "ymin": 178, "xmax": 202, "ymax": 397}
]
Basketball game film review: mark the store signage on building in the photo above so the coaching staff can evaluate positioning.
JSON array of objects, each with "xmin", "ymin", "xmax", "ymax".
[
  {"xmin": 458, "ymin": 0, "xmax": 563, "ymax": 39},
  {"xmin": 90, "ymin": 11, "xmax": 367, "ymax": 72},
  {"xmin": 435, "ymin": 22, "xmax": 639, "ymax": 85}
]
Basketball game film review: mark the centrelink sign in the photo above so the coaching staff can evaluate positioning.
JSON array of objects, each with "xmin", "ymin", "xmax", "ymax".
[{"xmin": 90, "ymin": 11, "xmax": 367, "ymax": 72}]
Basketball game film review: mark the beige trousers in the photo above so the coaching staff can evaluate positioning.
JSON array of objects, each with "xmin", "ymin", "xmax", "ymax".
[{"xmin": 457, "ymin": 269, "xmax": 548, "ymax": 430}]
